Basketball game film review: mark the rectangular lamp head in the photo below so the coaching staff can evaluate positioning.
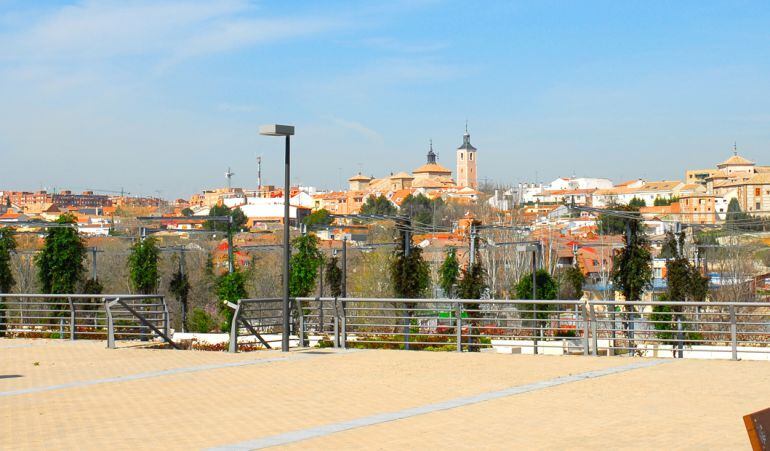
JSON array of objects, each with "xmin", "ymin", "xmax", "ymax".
[{"xmin": 259, "ymin": 124, "xmax": 295, "ymax": 136}]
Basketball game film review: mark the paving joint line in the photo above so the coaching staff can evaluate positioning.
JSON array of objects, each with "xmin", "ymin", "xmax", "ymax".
[
  {"xmin": 0, "ymin": 349, "xmax": 358, "ymax": 398},
  {"xmin": 209, "ymin": 359, "xmax": 671, "ymax": 451}
]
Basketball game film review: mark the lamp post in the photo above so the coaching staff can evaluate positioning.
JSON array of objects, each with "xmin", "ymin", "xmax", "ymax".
[{"xmin": 259, "ymin": 124, "xmax": 295, "ymax": 352}]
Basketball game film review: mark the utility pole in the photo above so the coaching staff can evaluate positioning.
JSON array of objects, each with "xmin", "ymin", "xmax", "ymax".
[
  {"xmin": 257, "ymin": 155, "xmax": 262, "ymax": 194},
  {"xmin": 469, "ymin": 222, "xmax": 476, "ymax": 266},
  {"xmin": 227, "ymin": 215, "xmax": 234, "ymax": 274},
  {"xmin": 531, "ymin": 244, "xmax": 537, "ymax": 301},
  {"xmin": 90, "ymin": 247, "xmax": 99, "ymax": 281},
  {"xmin": 341, "ymin": 237, "xmax": 347, "ymax": 298},
  {"xmin": 179, "ymin": 246, "xmax": 188, "ymax": 332},
  {"xmin": 404, "ymin": 217, "xmax": 411, "ymax": 257}
]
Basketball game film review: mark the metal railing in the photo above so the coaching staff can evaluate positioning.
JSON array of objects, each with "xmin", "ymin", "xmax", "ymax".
[
  {"xmin": 0, "ymin": 294, "xmax": 173, "ymax": 348},
  {"xmin": 241, "ymin": 297, "xmax": 770, "ymax": 360}
]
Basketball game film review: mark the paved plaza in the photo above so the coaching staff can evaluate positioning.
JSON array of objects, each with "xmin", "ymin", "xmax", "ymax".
[{"xmin": 2, "ymin": 338, "xmax": 769, "ymax": 450}]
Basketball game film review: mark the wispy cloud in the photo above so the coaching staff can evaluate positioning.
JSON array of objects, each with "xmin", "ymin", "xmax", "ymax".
[
  {"xmin": 328, "ymin": 116, "xmax": 384, "ymax": 143},
  {"xmin": 0, "ymin": 0, "xmax": 346, "ymax": 67},
  {"xmin": 216, "ymin": 102, "xmax": 260, "ymax": 113},
  {"xmin": 361, "ymin": 37, "xmax": 448, "ymax": 54}
]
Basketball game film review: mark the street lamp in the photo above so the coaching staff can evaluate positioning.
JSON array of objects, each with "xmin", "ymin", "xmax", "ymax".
[{"xmin": 259, "ymin": 124, "xmax": 295, "ymax": 352}]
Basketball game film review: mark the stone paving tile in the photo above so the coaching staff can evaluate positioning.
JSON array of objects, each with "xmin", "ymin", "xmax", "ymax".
[
  {"xmin": 0, "ymin": 338, "xmax": 284, "ymax": 392},
  {"xmin": 280, "ymin": 359, "xmax": 770, "ymax": 450},
  {"xmin": 5, "ymin": 339, "xmax": 766, "ymax": 450},
  {"xmin": 2, "ymin": 340, "xmax": 624, "ymax": 450}
]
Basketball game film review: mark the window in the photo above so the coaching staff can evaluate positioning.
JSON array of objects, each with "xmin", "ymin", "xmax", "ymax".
[
  {"xmin": 469, "ymin": 153, "xmax": 473, "ymax": 161},
  {"xmin": 757, "ymin": 203, "xmax": 761, "ymax": 210},
  {"xmin": 460, "ymin": 153, "xmax": 463, "ymax": 160},
  {"xmin": 756, "ymin": 188, "xmax": 762, "ymax": 197}
]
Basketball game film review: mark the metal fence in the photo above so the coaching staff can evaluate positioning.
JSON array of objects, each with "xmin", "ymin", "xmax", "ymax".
[
  {"xmin": 227, "ymin": 297, "xmax": 770, "ymax": 360},
  {"xmin": 0, "ymin": 294, "xmax": 173, "ymax": 348}
]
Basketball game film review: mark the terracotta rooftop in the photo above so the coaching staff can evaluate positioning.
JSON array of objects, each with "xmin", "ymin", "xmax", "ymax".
[
  {"xmin": 413, "ymin": 163, "xmax": 452, "ymax": 175},
  {"xmin": 718, "ymin": 154, "xmax": 755, "ymax": 167}
]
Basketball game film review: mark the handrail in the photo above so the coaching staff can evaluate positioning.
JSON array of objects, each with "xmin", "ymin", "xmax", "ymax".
[
  {"xmin": 226, "ymin": 299, "xmax": 276, "ymax": 353},
  {"xmin": 287, "ymin": 296, "xmax": 770, "ymax": 360},
  {"xmin": 1, "ymin": 293, "xmax": 171, "ymax": 349},
  {"xmin": 105, "ymin": 298, "xmax": 179, "ymax": 349}
]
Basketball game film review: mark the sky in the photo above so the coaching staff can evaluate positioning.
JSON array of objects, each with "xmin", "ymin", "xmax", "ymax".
[{"xmin": 2, "ymin": 0, "xmax": 770, "ymax": 199}]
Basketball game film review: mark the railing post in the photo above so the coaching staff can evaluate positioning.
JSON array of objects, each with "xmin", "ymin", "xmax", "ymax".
[
  {"xmin": 456, "ymin": 302, "xmax": 463, "ymax": 352},
  {"xmin": 589, "ymin": 303, "xmax": 598, "ymax": 356},
  {"xmin": 609, "ymin": 305, "xmax": 616, "ymax": 356},
  {"xmin": 581, "ymin": 302, "xmax": 590, "ymax": 356},
  {"xmin": 628, "ymin": 309, "xmax": 635, "ymax": 357},
  {"xmin": 341, "ymin": 299, "xmax": 347, "ymax": 349},
  {"xmin": 105, "ymin": 298, "xmax": 116, "ymax": 349},
  {"xmin": 295, "ymin": 298, "xmax": 307, "ymax": 347},
  {"xmin": 730, "ymin": 304, "xmax": 738, "ymax": 361},
  {"xmin": 68, "ymin": 296, "xmax": 76, "ymax": 341},
  {"xmin": 676, "ymin": 314, "xmax": 684, "ymax": 359},
  {"xmin": 229, "ymin": 301, "xmax": 241, "ymax": 353},
  {"xmin": 333, "ymin": 298, "xmax": 340, "ymax": 348},
  {"xmin": 318, "ymin": 297, "xmax": 324, "ymax": 333},
  {"xmin": 162, "ymin": 296, "xmax": 170, "ymax": 339}
]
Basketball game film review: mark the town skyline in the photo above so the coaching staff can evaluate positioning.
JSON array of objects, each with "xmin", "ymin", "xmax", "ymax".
[{"xmin": 3, "ymin": 1, "xmax": 770, "ymax": 198}]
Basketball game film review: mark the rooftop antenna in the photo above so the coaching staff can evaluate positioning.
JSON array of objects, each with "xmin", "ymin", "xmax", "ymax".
[
  {"xmin": 256, "ymin": 156, "xmax": 262, "ymax": 192},
  {"xmin": 225, "ymin": 167, "xmax": 234, "ymax": 189},
  {"xmin": 465, "ymin": 119, "xmax": 468, "ymax": 134},
  {"xmin": 733, "ymin": 141, "xmax": 738, "ymax": 156}
]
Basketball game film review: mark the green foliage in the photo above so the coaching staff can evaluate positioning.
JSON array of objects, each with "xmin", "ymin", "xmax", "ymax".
[
  {"xmin": 457, "ymin": 261, "xmax": 486, "ymax": 300},
  {"xmin": 169, "ymin": 268, "xmax": 191, "ymax": 330},
  {"xmin": 360, "ymin": 195, "xmax": 397, "ymax": 217},
  {"xmin": 216, "ymin": 270, "xmax": 248, "ymax": 332},
  {"xmin": 597, "ymin": 204, "xmax": 642, "ymax": 235},
  {"xmin": 36, "ymin": 214, "xmax": 87, "ymax": 295},
  {"xmin": 400, "ymin": 193, "xmax": 446, "ymax": 227},
  {"xmin": 659, "ymin": 230, "xmax": 684, "ymax": 259},
  {"xmin": 611, "ymin": 209, "xmax": 652, "ymax": 302},
  {"xmin": 390, "ymin": 227, "xmax": 430, "ymax": 300},
  {"xmin": 128, "ymin": 237, "xmax": 160, "ymax": 294},
  {"xmin": 181, "ymin": 207, "xmax": 194, "ymax": 217},
  {"xmin": 514, "ymin": 269, "xmax": 559, "ymax": 319},
  {"xmin": 650, "ymin": 294, "xmax": 704, "ymax": 343},
  {"xmin": 289, "ymin": 234, "xmax": 323, "ymax": 297},
  {"xmin": 438, "ymin": 248, "xmax": 460, "ymax": 297},
  {"xmin": 662, "ymin": 231, "xmax": 709, "ymax": 302},
  {"xmin": 303, "ymin": 209, "xmax": 333, "ymax": 227},
  {"xmin": 560, "ymin": 265, "xmax": 585, "ymax": 300},
  {"xmin": 231, "ymin": 207, "xmax": 247, "ymax": 231},
  {"xmin": 654, "ymin": 196, "xmax": 678, "ymax": 206},
  {"xmin": 0, "ymin": 228, "xmax": 16, "ymax": 336},
  {"xmin": 206, "ymin": 204, "xmax": 247, "ymax": 231},
  {"xmin": 0, "ymin": 228, "xmax": 17, "ymax": 293},
  {"xmin": 725, "ymin": 198, "xmax": 770, "ymax": 232},
  {"xmin": 515, "ymin": 269, "xmax": 559, "ymax": 300},
  {"xmin": 325, "ymin": 256, "xmax": 343, "ymax": 298},
  {"xmin": 187, "ymin": 307, "xmax": 217, "ymax": 333},
  {"xmin": 628, "ymin": 197, "xmax": 647, "ymax": 208},
  {"xmin": 82, "ymin": 278, "xmax": 103, "ymax": 294}
]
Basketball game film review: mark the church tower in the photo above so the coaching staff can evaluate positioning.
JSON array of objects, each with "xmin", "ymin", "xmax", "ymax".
[{"xmin": 456, "ymin": 125, "xmax": 477, "ymax": 189}]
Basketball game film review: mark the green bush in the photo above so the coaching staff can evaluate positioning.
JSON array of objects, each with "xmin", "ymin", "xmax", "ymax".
[{"xmin": 187, "ymin": 308, "xmax": 218, "ymax": 333}]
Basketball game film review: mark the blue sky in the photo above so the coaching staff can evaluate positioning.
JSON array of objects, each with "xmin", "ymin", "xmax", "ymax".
[{"xmin": 2, "ymin": 1, "xmax": 770, "ymax": 199}]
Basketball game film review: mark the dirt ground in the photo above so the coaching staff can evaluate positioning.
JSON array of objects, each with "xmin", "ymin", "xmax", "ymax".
[{"xmin": 2, "ymin": 338, "xmax": 768, "ymax": 450}]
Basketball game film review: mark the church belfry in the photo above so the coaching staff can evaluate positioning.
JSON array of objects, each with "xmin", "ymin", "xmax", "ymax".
[
  {"xmin": 456, "ymin": 124, "xmax": 477, "ymax": 189},
  {"xmin": 427, "ymin": 139, "xmax": 437, "ymax": 164}
]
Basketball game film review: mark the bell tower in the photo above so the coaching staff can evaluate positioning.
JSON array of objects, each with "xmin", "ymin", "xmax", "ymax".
[{"xmin": 456, "ymin": 123, "xmax": 477, "ymax": 188}]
